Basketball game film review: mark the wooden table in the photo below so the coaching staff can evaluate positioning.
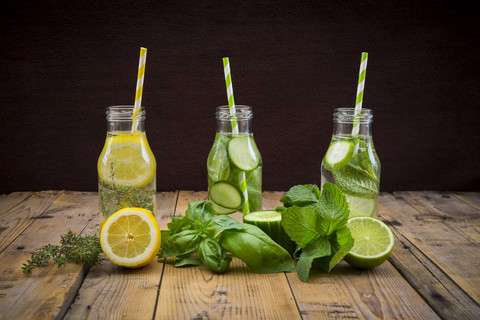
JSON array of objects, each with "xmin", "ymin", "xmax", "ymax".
[{"xmin": 0, "ymin": 191, "xmax": 479, "ymax": 319}]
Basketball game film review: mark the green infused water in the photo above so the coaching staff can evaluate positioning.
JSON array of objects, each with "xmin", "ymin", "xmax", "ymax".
[
  {"xmin": 207, "ymin": 132, "xmax": 262, "ymax": 214},
  {"xmin": 321, "ymin": 134, "xmax": 380, "ymax": 218}
]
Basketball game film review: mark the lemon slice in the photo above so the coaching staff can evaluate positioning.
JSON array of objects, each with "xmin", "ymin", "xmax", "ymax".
[
  {"xmin": 100, "ymin": 207, "xmax": 161, "ymax": 268},
  {"xmin": 98, "ymin": 133, "xmax": 156, "ymax": 188},
  {"xmin": 345, "ymin": 217, "xmax": 394, "ymax": 269}
]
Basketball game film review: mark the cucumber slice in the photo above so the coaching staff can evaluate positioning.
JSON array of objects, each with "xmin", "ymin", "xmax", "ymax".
[
  {"xmin": 209, "ymin": 181, "xmax": 243, "ymax": 209},
  {"xmin": 227, "ymin": 135, "xmax": 261, "ymax": 171},
  {"xmin": 207, "ymin": 134, "xmax": 230, "ymax": 182},
  {"xmin": 243, "ymin": 211, "xmax": 296, "ymax": 255},
  {"xmin": 323, "ymin": 140, "xmax": 354, "ymax": 171},
  {"xmin": 210, "ymin": 199, "xmax": 237, "ymax": 215}
]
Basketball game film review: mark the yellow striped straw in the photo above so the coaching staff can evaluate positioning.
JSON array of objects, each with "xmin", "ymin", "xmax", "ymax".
[
  {"xmin": 131, "ymin": 47, "xmax": 147, "ymax": 133},
  {"xmin": 223, "ymin": 57, "xmax": 249, "ymax": 215}
]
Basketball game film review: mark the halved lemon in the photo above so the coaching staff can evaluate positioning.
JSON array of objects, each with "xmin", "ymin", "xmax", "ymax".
[
  {"xmin": 100, "ymin": 207, "xmax": 161, "ymax": 268},
  {"xmin": 98, "ymin": 133, "xmax": 156, "ymax": 188}
]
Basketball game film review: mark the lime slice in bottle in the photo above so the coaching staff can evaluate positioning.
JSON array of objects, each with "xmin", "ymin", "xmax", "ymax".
[
  {"xmin": 345, "ymin": 217, "xmax": 394, "ymax": 269},
  {"xmin": 322, "ymin": 141, "xmax": 354, "ymax": 171},
  {"xmin": 347, "ymin": 196, "xmax": 376, "ymax": 218}
]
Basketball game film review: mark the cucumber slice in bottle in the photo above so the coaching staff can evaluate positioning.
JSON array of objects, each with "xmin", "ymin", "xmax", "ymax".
[
  {"xmin": 323, "ymin": 140, "xmax": 354, "ymax": 171},
  {"xmin": 227, "ymin": 135, "xmax": 261, "ymax": 171},
  {"xmin": 209, "ymin": 181, "xmax": 243, "ymax": 209},
  {"xmin": 243, "ymin": 211, "xmax": 296, "ymax": 255},
  {"xmin": 207, "ymin": 134, "xmax": 230, "ymax": 182},
  {"xmin": 210, "ymin": 199, "xmax": 237, "ymax": 215}
]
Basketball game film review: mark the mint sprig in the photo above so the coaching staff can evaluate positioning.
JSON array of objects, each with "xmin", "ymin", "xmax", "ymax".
[{"xmin": 281, "ymin": 183, "xmax": 354, "ymax": 282}]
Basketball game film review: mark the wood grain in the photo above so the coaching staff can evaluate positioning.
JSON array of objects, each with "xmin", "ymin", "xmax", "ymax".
[
  {"xmin": 0, "ymin": 191, "xmax": 98, "ymax": 320},
  {"xmin": 155, "ymin": 191, "xmax": 302, "ymax": 319},
  {"xmin": 381, "ymin": 192, "xmax": 480, "ymax": 305},
  {"xmin": 0, "ymin": 190, "xmax": 59, "ymax": 253},
  {"xmin": 64, "ymin": 191, "xmax": 178, "ymax": 320},
  {"xmin": 0, "ymin": 192, "xmax": 33, "ymax": 216}
]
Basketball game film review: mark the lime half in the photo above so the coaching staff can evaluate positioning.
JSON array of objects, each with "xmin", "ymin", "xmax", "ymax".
[
  {"xmin": 347, "ymin": 196, "xmax": 376, "ymax": 218},
  {"xmin": 345, "ymin": 217, "xmax": 394, "ymax": 269}
]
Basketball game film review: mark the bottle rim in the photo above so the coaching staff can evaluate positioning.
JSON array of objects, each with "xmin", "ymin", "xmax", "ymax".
[
  {"xmin": 216, "ymin": 105, "xmax": 253, "ymax": 120},
  {"xmin": 333, "ymin": 108, "xmax": 373, "ymax": 123},
  {"xmin": 106, "ymin": 105, "xmax": 146, "ymax": 121}
]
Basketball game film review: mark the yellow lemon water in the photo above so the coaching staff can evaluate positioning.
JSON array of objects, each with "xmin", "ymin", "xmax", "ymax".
[{"xmin": 98, "ymin": 132, "xmax": 156, "ymax": 227}]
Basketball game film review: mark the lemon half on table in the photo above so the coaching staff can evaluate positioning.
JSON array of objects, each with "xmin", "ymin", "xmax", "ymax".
[
  {"xmin": 100, "ymin": 207, "xmax": 161, "ymax": 268},
  {"xmin": 98, "ymin": 134, "xmax": 156, "ymax": 188}
]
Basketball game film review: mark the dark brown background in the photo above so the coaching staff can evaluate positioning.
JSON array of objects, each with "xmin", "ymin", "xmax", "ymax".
[{"xmin": 1, "ymin": 0, "xmax": 479, "ymax": 194}]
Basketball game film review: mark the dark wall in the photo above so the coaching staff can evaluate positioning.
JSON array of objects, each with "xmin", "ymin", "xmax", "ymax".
[{"xmin": 1, "ymin": 0, "xmax": 479, "ymax": 194}]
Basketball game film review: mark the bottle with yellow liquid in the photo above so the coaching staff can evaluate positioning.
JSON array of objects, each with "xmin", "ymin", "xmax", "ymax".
[{"xmin": 97, "ymin": 106, "xmax": 156, "ymax": 229}]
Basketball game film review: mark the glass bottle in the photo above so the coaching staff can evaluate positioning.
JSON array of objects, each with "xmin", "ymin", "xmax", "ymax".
[
  {"xmin": 207, "ymin": 105, "xmax": 262, "ymax": 214},
  {"xmin": 321, "ymin": 108, "xmax": 380, "ymax": 218},
  {"xmin": 97, "ymin": 106, "xmax": 156, "ymax": 228}
]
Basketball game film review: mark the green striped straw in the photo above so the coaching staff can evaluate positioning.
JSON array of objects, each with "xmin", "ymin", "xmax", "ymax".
[
  {"xmin": 352, "ymin": 52, "xmax": 368, "ymax": 154},
  {"xmin": 222, "ymin": 57, "xmax": 249, "ymax": 215}
]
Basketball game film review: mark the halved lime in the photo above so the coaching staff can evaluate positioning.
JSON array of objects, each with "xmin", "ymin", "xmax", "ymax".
[
  {"xmin": 347, "ymin": 196, "xmax": 376, "ymax": 218},
  {"xmin": 322, "ymin": 141, "xmax": 354, "ymax": 171},
  {"xmin": 345, "ymin": 217, "xmax": 394, "ymax": 269}
]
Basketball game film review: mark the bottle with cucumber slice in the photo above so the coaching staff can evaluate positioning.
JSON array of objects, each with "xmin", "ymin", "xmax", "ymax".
[
  {"xmin": 320, "ymin": 108, "xmax": 381, "ymax": 218},
  {"xmin": 207, "ymin": 106, "xmax": 262, "ymax": 214}
]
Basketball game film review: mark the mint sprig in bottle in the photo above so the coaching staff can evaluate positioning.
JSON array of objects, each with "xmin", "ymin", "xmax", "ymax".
[{"xmin": 321, "ymin": 108, "xmax": 380, "ymax": 218}]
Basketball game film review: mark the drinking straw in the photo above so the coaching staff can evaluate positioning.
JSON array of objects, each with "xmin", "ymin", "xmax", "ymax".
[
  {"xmin": 223, "ymin": 57, "xmax": 250, "ymax": 215},
  {"xmin": 131, "ymin": 47, "xmax": 147, "ymax": 133},
  {"xmin": 352, "ymin": 52, "xmax": 368, "ymax": 154}
]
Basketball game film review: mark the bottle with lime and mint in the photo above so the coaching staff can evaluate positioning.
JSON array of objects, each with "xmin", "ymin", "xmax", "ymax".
[
  {"xmin": 321, "ymin": 108, "xmax": 380, "ymax": 218},
  {"xmin": 207, "ymin": 105, "xmax": 262, "ymax": 214}
]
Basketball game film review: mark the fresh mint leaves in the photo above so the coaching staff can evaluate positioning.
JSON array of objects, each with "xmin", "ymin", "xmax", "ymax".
[
  {"xmin": 280, "ymin": 183, "xmax": 354, "ymax": 282},
  {"xmin": 332, "ymin": 163, "xmax": 379, "ymax": 199},
  {"xmin": 158, "ymin": 200, "xmax": 295, "ymax": 274}
]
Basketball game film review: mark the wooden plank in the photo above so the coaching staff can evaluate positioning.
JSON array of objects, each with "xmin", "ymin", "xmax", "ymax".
[
  {"xmin": 382, "ymin": 200, "xmax": 480, "ymax": 319},
  {"xmin": 0, "ymin": 190, "xmax": 60, "ymax": 253},
  {"xmin": 0, "ymin": 191, "xmax": 99, "ymax": 320},
  {"xmin": 0, "ymin": 192, "xmax": 33, "ymax": 216},
  {"xmin": 64, "ymin": 191, "xmax": 178, "ymax": 320},
  {"xmin": 453, "ymin": 192, "xmax": 480, "ymax": 210},
  {"xmin": 381, "ymin": 192, "xmax": 480, "ymax": 305},
  {"xmin": 155, "ymin": 191, "xmax": 302, "ymax": 319}
]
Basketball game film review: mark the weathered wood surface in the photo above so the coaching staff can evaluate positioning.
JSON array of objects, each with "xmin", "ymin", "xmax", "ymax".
[{"xmin": 0, "ymin": 190, "xmax": 479, "ymax": 319}]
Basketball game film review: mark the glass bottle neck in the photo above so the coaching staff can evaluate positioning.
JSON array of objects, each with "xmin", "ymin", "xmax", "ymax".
[
  {"xmin": 332, "ymin": 108, "xmax": 373, "ymax": 138},
  {"xmin": 216, "ymin": 105, "xmax": 253, "ymax": 134},
  {"xmin": 106, "ymin": 106, "xmax": 146, "ymax": 133}
]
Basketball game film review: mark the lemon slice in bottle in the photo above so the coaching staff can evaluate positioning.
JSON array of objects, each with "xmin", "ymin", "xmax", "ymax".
[
  {"xmin": 100, "ymin": 207, "xmax": 161, "ymax": 268},
  {"xmin": 98, "ymin": 133, "xmax": 156, "ymax": 188}
]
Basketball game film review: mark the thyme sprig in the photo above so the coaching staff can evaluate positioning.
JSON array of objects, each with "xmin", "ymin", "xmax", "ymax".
[{"xmin": 22, "ymin": 231, "xmax": 103, "ymax": 275}]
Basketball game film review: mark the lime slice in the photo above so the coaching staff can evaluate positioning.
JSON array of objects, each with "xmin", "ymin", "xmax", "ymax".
[
  {"xmin": 322, "ymin": 141, "xmax": 354, "ymax": 171},
  {"xmin": 347, "ymin": 196, "xmax": 376, "ymax": 218},
  {"xmin": 345, "ymin": 217, "xmax": 394, "ymax": 269},
  {"xmin": 98, "ymin": 133, "xmax": 156, "ymax": 188}
]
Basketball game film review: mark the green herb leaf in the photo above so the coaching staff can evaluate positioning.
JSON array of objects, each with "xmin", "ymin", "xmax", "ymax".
[
  {"xmin": 159, "ymin": 230, "xmax": 203, "ymax": 258},
  {"xmin": 186, "ymin": 201, "xmax": 215, "ymax": 226},
  {"xmin": 313, "ymin": 226, "xmax": 354, "ymax": 272},
  {"xmin": 316, "ymin": 183, "xmax": 350, "ymax": 236},
  {"xmin": 332, "ymin": 163, "xmax": 379, "ymax": 199},
  {"xmin": 174, "ymin": 255, "xmax": 201, "ymax": 267},
  {"xmin": 280, "ymin": 184, "xmax": 321, "ymax": 207},
  {"xmin": 221, "ymin": 223, "xmax": 296, "ymax": 273},
  {"xmin": 199, "ymin": 238, "xmax": 232, "ymax": 273},
  {"xmin": 296, "ymin": 237, "xmax": 331, "ymax": 282},
  {"xmin": 281, "ymin": 206, "xmax": 319, "ymax": 248}
]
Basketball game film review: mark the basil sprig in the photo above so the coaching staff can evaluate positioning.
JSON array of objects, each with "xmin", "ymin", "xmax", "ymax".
[{"xmin": 158, "ymin": 201, "xmax": 295, "ymax": 274}]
